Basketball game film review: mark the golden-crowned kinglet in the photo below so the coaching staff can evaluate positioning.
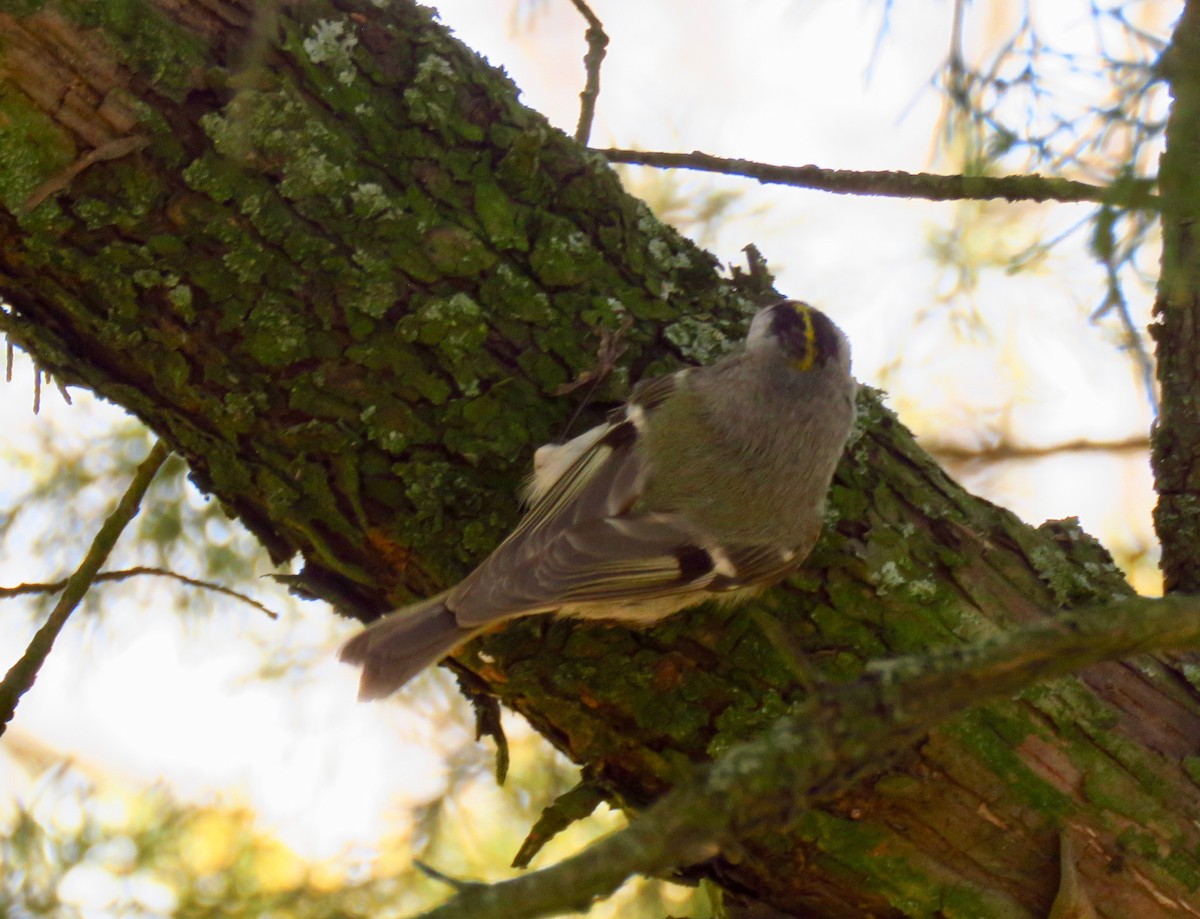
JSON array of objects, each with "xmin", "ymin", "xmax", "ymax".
[{"xmin": 341, "ymin": 300, "xmax": 857, "ymax": 699}]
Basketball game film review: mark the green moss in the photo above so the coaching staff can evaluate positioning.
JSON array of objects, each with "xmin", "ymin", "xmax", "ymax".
[
  {"xmin": 403, "ymin": 51, "xmax": 481, "ymax": 142},
  {"xmin": 57, "ymin": 0, "xmax": 207, "ymax": 100},
  {"xmin": 515, "ymin": 350, "xmax": 569, "ymax": 392},
  {"xmin": 1184, "ymin": 756, "xmax": 1200, "ymax": 787},
  {"xmin": 1021, "ymin": 678, "xmax": 1120, "ymax": 733},
  {"xmin": 810, "ymin": 604, "xmax": 889, "ymax": 657},
  {"xmin": 442, "ymin": 403, "xmax": 529, "ymax": 465},
  {"xmin": 182, "ymin": 151, "xmax": 252, "ymax": 204},
  {"xmin": 795, "ymin": 809, "xmax": 1029, "ymax": 917},
  {"xmin": 528, "ymin": 219, "xmax": 605, "ymax": 288},
  {"xmin": 709, "ymin": 689, "xmax": 791, "ymax": 755},
  {"xmin": 473, "ymin": 181, "xmax": 527, "ymax": 251},
  {"xmin": 945, "ymin": 709, "xmax": 1074, "ymax": 818},
  {"xmin": 154, "ymin": 348, "xmax": 192, "ymax": 391},
  {"xmin": 218, "ymin": 393, "xmax": 263, "ymax": 434},
  {"xmin": 1161, "ymin": 843, "xmax": 1200, "ymax": 889},
  {"xmin": 166, "ymin": 283, "xmax": 195, "ymax": 321},
  {"xmin": 421, "ymin": 225, "xmax": 497, "ymax": 277},
  {"xmin": 399, "ymin": 460, "xmax": 491, "ymax": 551},
  {"xmin": 285, "ymin": 382, "xmax": 359, "ymax": 422},
  {"xmin": 342, "ymin": 274, "xmax": 397, "ymax": 320},
  {"xmin": 360, "ymin": 399, "xmax": 435, "ymax": 455},
  {"xmin": 479, "ymin": 263, "xmax": 555, "ymax": 323},
  {"xmin": 241, "ymin": 297, "xmax": 314, "ymax": 367},
  {"xmin": 1026, "ymin": 542, "xmax": 1099, "ymax": 607},
  {"xmin": 662, "ymin": 313, "xmax": 739, "ymax": 362},
  {"xmin": 936, "ymin": 885, "xmax": 1034, "ymax": 919},
  {"xmin": 395, "ymin": 292, "xmax": 492, "ymax": 393},
  {"xmin": 1078, "ymin": 750, "xmax": 1165, "ymax": 823},
  {"xmin": 0, "ymin": 89, "xmax": 75, "ymax": 211}
]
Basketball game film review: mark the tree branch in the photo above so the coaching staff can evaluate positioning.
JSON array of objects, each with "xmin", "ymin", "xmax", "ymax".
[
  {"xmin": 417, "ymin": 594, "xmax": 1200, "ymax": 919},
  {"xmin": 1151, "ymin": 0, "xmax": 1200, "ymax": 593},
  {"xmin": 597, "ymin": 148, "xmax": 1159, "ymax": 208},
  {"xmin": 568, "ymin": 0, "xmax": 607, "ymax": 146},
  {"xmin": 926, "ymin": 434, "xmax": 1149, "ymax": 463},
  {"xmin": 0, "ymin": 440, "xmax": 170, "ymax": 736},
  {"xmin": 0, "ymin": 565, "xmax": 279, "ymax": 619}
]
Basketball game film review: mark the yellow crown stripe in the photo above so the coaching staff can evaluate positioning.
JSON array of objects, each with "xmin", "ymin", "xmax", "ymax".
[{"xmin": 789, "ymin": 302, "xmax": 817, "ymax": 372}]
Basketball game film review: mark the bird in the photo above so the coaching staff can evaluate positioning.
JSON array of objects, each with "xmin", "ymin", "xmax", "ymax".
[{"xmin": 340, "ymin": 299, "xmax": 858, "ymax": 700}]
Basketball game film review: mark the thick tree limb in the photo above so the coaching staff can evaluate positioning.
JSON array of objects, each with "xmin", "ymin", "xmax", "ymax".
[{"xmin": 421, "ymin": 594, "xmax": 1200, "ymax": 919}]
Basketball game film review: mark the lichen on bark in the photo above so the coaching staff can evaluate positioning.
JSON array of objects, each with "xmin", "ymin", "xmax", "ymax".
[{"xmin": 2, "ymin": 1, "xmax": 1200, "ymax": 916}]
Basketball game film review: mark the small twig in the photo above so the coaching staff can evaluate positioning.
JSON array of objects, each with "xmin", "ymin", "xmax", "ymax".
[
  {"xmin": 0, "ymin": 440, "xmax": 170, "ymax": 737},
  {"xmin": 414, "ymin": 860, "xmax": 483, "ymax": 893},
  {"xmin": 21, "ymin": 135, "xmax": 151, "ymax": 214},
  {"xmin": 553, "ymin": 314, "xmax": 632, "ymax": 397},
  {"xmin": 568, "ymin": 0, "xmax": 608, "ymax": 145},
  {"xmin": 927, "ymin": 434, "xmax": 1149, "ymax": 463},
  {"xmin": 1091, "ymin": 238, "xmax": 1159, "ymax": 415},
  {"xmin": 0, "ymin": 565, "xmax": 279, "ymax": 620},
  {"xmin": 597, "ymin": 148, "xmax": 1159, "ymax": 209}
]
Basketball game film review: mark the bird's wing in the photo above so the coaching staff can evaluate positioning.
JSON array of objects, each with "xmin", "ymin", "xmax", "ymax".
[
  {"xmin": 506, "ymin": 370, "xmax": 688, "ymax": 543},
  {"xmin": 714, "ymin": 543, "xmax": 805, "ymax": 590},
  {"xmin": 449, "ymin": 370, "xmax": 721, "ymax": 623},
  {"xmin": 519, "ymin": 374, "xmax": 681, "ymax": 507},
  {"xmin": 448, "ymin": 511, "xmax": 721, "ymax": 623},
  {"xmin": 541, "ymin": 529, "xmax": 806, "ymax": 604}
]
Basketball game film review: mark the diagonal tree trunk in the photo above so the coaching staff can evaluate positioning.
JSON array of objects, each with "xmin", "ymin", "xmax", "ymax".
[
  {"xmin": 1153, "ymin": 0, "xmax": 1200, "ymax": 595},
  {"xmin": 2, "ymin": 2, "xmax": 1199, "ymax": 915}
]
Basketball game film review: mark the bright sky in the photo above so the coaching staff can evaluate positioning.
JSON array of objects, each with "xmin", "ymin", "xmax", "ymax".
[{"xmin": 0, "ymin": 0, "xmax": 1169, "ymax": 902}]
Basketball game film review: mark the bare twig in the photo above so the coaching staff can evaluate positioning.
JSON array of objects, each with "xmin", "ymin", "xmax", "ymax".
[
  {"xmin": 414, "ymin": 861, "xmax": 482, "ymax": 893},
  {"xmin": 0, "ymin": 440, "xmax": 170, "ymax": 736},
  {"xmin": 0, "ymin": 565, "xmax": 279, "ymax": 620},
  {"xmin": 927, "ymin": 434, "xmax": 1149, "ymax": 463},
  {"xmin": 568, "ymin": 0, "xmax": 607, "ymax": 145},
  {"xmin": 1090, "ymin": 210, "xmax": 1159, "ymax": 414},
  {"xmin": 597, "ymin": 148, "xmax": 1159, "ymax": 209},
  {"xmin": 553, "ymin": 314, "xmax": 632, "ymax": 397}
]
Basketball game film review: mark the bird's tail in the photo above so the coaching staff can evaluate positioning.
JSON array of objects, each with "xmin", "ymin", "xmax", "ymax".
[{"xmin": 339, "ymin": 592, "xmax": 475, "ymax": 700}]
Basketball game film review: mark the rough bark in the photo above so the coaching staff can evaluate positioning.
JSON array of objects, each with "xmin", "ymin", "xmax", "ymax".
[
  {"xmin": 1, "ymin": 2, "xmax": 1198, "ymax": 916},
  {"xmin": 1153, "ymin": 0, "xmax": 1200, "ymax": 594}
]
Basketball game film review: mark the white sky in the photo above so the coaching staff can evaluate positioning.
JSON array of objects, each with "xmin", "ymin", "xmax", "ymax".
[{"xmin": 0, "ymin": 0, "xmax": 1169, "ymax": 895}]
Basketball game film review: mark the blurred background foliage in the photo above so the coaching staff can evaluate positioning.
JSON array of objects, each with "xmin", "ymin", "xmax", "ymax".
[
  {"xmin": 3, "ymin": 715, "xmax": 710, "ymax": 918},
  {"xmin": 0, "ymin": 0, "xmax": 1177, "ymax": 916}
]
